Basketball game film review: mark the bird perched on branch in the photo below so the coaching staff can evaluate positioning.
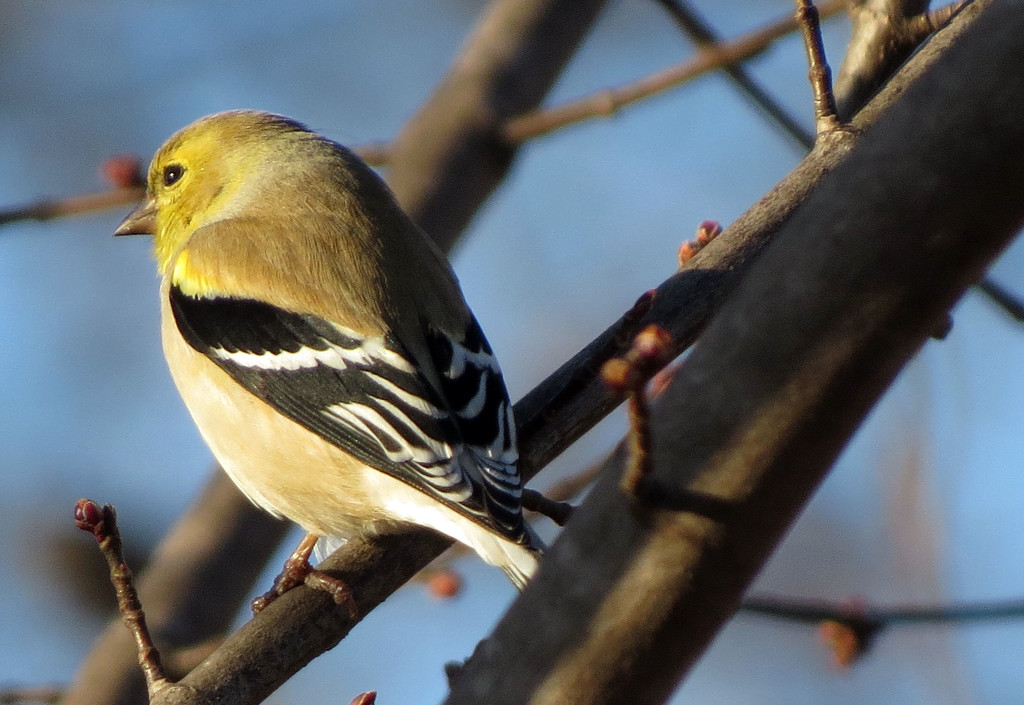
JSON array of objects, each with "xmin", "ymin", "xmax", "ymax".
[{"xmin": 116, "ymin": 110, "xmax": 541, "ymax": 606}]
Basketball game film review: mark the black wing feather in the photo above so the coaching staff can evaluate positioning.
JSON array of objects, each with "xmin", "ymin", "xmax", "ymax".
[
  {"xmin": 170, "ymin": 286, "xmax": 527, "ymax": 541},
  {"xmin": 424, "ymin": 319, "xmax": 524, "ymax": 530}
]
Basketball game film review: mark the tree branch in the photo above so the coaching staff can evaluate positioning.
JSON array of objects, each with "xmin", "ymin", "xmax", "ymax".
[
  {"xmin": 743, "ymin": 594, "xmax": 1024, "ymax": 625},
  {"xmin": 444, "ymin": 2, "xmax": 1024, "ymax": 703},
  {"xmin": 386, "ymin": 0, "xmax": 608, "ymax": 253},
  {"xmin": 64, "ymin": 474, "xmax": 289, "ymax": 705},
  {"xmin": 974, "ymin": 276, "xmax": 1024, "ymax": 322},
  {"xmin": 742, "ymin": 593, "xmax": 1024, "ymax": 667},
  {"xmin": 653, "ymin": 0, "xmax": 817, "ymax": 151},
  {"xmin": 0, "ymin": 187, "xmax": 143, "ymax": 228},
  {"xmin": 503, "ymin": 0, "xmax": 848, "ymax": 145},
  {"xmin": 834, "ymin": 0, "xmax": 967, "ymax": 120},
  {"xmin": 74, "ymin": 501, "xmax": 171, "ymax": 697}
]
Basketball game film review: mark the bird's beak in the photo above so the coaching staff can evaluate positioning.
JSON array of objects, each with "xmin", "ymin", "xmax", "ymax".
[{"xmin": 114, "ymin": 196, "xmax": 157, "ymax": 236}]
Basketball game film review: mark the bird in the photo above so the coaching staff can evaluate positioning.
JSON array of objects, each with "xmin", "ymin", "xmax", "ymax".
[{"xmin": 115, "ymin": 110, "xmax": 542, "ymax": 605}]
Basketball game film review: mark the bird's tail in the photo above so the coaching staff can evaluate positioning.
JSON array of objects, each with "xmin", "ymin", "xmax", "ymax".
[
  {"xmin": 486, "ymin": 525, "xmax": 545, "ymax": 590},
  {"xmin": 318, "ymin": 521, "xmax": 545, "ymax": 590}
]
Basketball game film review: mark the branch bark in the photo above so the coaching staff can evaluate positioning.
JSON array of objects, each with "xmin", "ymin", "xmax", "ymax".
[
  {"xmin": 833, "ymin": 0, "xmax": 967, "ymax": 120},
  {"xmin": 444, "ymin": 2, "xmax": 1024, "ymax": 703}
]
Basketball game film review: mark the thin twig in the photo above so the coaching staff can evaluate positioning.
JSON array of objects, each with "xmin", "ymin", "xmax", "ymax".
[
  {"xmin": 622, "ymin": 393, "xmax": 654, "ymax": 495},
  {"xmin": 974, "ymin": 276, "xmax": 1024, "ymax": 322},
  {"xmin": 655, "ymin": 0, "xmax": 815, "ymax": 150},
  {"xmin": 600, "ymin": 325, "xmax": 674, "ymax": 497},
  {"xmin": 742, "ymin": 592, "xmax": 1024, "ymax": 666},
  {"xmin": 795, "ymin": 0, "xmax": 842, "ymax": 134},
  {"xmin": 743, "ymin": 594, "xmax": 1024, "ymax": 625},
  {"xmin": 74, "ymin": 500, "xmax": 171, "ymax": 698},
  {"xmin": 0, "ymin": 187, "xmax": 144, "ymax": 228},
  {"xmin": 502, "ymin": 0, "xmax": 850, "ymax": 144}
]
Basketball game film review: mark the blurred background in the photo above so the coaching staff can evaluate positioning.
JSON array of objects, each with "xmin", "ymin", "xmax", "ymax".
[{"xmin": 2, "ymin": 1, "xmax": 1024, "ymax": 703}]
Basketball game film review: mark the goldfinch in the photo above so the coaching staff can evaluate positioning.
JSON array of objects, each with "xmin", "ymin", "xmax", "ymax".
[{"xmin": 115, "ymin": 110, "xmax": 541, "ymax": 591}]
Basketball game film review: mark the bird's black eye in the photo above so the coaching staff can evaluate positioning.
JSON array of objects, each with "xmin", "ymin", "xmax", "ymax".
[{"xmin": 162, "ymin": 164, "xmax": 185, "ymax": 187}]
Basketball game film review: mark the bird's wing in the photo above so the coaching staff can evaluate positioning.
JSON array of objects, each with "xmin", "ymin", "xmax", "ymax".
[{"xmin": 169, "ymin": 285, "xmax": 527, "ymax": 541}]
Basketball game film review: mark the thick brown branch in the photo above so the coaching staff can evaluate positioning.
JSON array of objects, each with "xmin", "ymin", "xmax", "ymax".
[
  {"xmin": 444, "ymin": 3, "xmax": 1022, "ymax": 703},
  {"xmin": 387, "ymin": 0, "xmax": 608, "ymax": 253}
]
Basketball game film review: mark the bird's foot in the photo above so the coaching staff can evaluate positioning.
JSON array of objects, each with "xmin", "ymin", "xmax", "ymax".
[{"xmin": 250, "ymin": 532, "xmax": 358, "ymax": 618}]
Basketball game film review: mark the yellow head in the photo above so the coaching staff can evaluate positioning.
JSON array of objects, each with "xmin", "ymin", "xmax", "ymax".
[
  {"xmin": 114, "ymin": 110, "xmax": 453, "ymax": 328},
  {"xmin": 115, "ymin": 111, "xmax": 318, "ymax": 273}
]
